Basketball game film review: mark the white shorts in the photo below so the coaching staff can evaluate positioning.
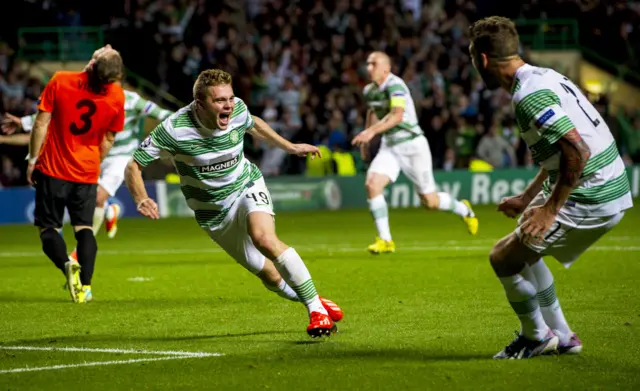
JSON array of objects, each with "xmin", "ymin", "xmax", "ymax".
[
  {"xmin": 202, "ymin": 177, "xmax": 275, "ymax": 274},
  {"xmin": 516, "ymin": 192, "xmax": 626, "ymax": 267},
  {"xmin": 98, "ymin": 155, "xmax": 131, "ymax": 196},
  {"xmin": 367, "ymin": 135, "xmax": 436, "ymax": 194}
]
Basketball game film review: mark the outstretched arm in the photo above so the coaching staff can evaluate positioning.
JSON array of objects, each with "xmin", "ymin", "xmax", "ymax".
[
  {"xmin": 2, "ymin": 113, "xmax": 33, "ymax": 134},
  {"xmin": 0, "ymin": 133, "xmax": 30, "ymax": 146},
  {"xmin": 124, "ymin": 158, "xmax": 159, "ymax": 219},
  {"xmin": 125, "ymin": 123, "xmax": 174, "ymax": 219},
  {"xmin": 248, "ymin": 115, "xmax": 321, "ymax": 158},
  {"xmin": 135, "ymin": 97, "xmax": 173, "ymax": 121}
]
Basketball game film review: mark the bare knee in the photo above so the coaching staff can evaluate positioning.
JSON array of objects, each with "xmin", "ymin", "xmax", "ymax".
[
  {"xmin": 490, "ymin": 234, "xmax": 538, "ymax": 277},
  {"xmin": 251, "ymin": 231, "xmax": 282, "ymax": 260},
  {"xmin": 365, "ymin": 174, "xmax": 388, "ymax": 198},
  {"xmin": 490, "ymin": 237, "xmax": 509, "ymax": 266},
  {"xmin": 96, "ymin": 186, "xmax": 110, "ymax": 208},
  {"xmin": 420, "ymin": 193, "xmax": 439, "ymax": 210}
]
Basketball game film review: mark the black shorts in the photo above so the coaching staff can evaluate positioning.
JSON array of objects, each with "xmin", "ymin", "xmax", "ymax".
[{"xmin": 33, "ymin": 170, "xmax": 97, "ymax": 229}]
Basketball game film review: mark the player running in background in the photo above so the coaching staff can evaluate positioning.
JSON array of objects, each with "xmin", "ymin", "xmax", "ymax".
[
  {"xmin": 29, "ymin": 45, "xmax": 125, "ymax": 303},
  {"xmin": 1, "ymin": 57, "xmax": 173, "ymax": 242},
  {"xmin": 125, "ymin": 69, "xmax": 343, "ymax": 337},
  {"xmin": 469, "ymin": 16, "xmax": 633, "ymax": 359},
  {"xmin": 352, "ymin": 52, "xmax": 478, "ymax": 254}
]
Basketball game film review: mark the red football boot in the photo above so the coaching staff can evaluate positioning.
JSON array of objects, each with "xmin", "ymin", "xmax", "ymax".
[
  {"xmin": 306, "ymin": 311, "xmax": 337, "ymax": 338},
  {"xmin": 319, "ymin": 297, "xmax": 343, "ymax": 322}
]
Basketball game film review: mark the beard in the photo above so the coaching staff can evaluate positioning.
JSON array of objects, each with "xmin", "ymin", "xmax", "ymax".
[{"xmin": 477, "ymin": 64, "xmax": 501, "ymax": 90}]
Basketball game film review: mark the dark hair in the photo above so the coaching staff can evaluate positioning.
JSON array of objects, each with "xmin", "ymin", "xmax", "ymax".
[
  {"xmin": 468, "ymin": 16, "xmax": 520, "ymax": 60},
  {"xmin": 87, "ymin": 52, "xmax": 124, "ymax": 94}
]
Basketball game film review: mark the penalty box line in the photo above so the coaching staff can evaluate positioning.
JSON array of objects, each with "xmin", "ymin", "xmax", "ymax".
[{"xmin": 0, "ymin": 345, "xmax": 223, "ymax": 374}]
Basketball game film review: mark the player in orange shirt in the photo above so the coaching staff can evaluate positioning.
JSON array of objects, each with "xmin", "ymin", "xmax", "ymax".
[{"xmin": 28, "ymin": 45, "xmax": 125, "ymax": 303}]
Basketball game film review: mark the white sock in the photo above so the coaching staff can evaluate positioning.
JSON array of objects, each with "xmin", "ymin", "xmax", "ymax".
[
  {"xmin": 520, "ymin": 264, "xmax": 538, "ymax": 290},
  {"xmin": 368, "ymin": 194, "xmax": 392, "ymax": 241},
  {"xmin": 263, "ymin": 278, "xmax": 299, "ymax": 301},
  {"xmin": 530, "ymin": 259, "xmax": 572, "ymax": 342},
  {"xmin": 499, "ymin": 274, "xmax": 549, "ymax": 340},
  {"xmin": 274, "ymin": 248, "xmax": 326, "ymax": 315},
  {"xmin": 436, "ymin": 192, "xmax": 473, "ymax": 217},
  {"xmin": 92, "ymin": 207, "xmax": 105, "ymax": 235}
]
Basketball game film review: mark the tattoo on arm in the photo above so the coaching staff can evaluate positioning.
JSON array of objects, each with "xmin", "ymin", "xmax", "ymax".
[
  {"xmin": 545, "ymin": 128, "xmax": 591, "ymax": 213},
  {"xmin": 558, "ymin": 129, "xmax": 591, "ymax": 186}
]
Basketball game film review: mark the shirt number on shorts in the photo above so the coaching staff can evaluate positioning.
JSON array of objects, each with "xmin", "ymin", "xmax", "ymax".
[
  {"xmin": 70, "ymin": 99, "xmax": 98, "ymax": 135},
  {"xmin": 246, "ymin": 191, "xmax": 270, "ymax": 205}
]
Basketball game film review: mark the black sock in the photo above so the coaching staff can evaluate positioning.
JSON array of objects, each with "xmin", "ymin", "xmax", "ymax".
[
  {"xmin": 40, "ymin": 229, "xmax": 68, "ymax": 274},
  {"xmin": 75, "ymin": 229, "xmax": 97, "ymax": 285}
]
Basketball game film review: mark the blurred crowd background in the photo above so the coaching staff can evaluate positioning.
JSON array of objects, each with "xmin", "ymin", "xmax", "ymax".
[{"xmin": 1, "ymin": 0, "xmax": 640, "ymax": 186}]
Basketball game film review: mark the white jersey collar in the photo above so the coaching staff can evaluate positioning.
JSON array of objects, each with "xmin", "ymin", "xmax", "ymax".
[{"xmin": 378, "ymin": 73, "xmax": 394, "ymax": 90}]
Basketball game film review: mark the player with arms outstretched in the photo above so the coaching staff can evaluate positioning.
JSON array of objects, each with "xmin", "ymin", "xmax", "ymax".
[
  {"xmin": 352, "ymin": 51, "xmax": 478, "ymax": 254},
  {"xmin": 469, "ymin": 16, "xmax": 633, "ymax": 359},
  {"xmin": 124, "ymin": 69, "xmax": 343, "ymax": 337},
  {"xmin": 29, "ymin": 45, "xmax": 126, "ymax": 303}
]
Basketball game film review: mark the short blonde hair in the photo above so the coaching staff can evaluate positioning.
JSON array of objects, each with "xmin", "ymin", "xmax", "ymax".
[{"xmin": 193, "ymin": 69, "xmax": 233, "ymax": 100}]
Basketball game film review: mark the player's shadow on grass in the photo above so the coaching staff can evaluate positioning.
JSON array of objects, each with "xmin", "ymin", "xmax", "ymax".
[{"xmin": 3, "ymin": 330, "xmax": 299, "ymax": 346}]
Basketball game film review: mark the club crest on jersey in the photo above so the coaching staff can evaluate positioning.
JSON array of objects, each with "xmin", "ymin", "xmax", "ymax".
[
  {"xmin": 229, "ymin": 129, "xmax": 240, "ymax": 144},
  {"xmin": 535, "ymin": 109, "xmax": 555, "ymax": 129},
  {"xmin": 199, "ymin": 155, "xmax": 240, "ymax": 173},
  {"xmin": 140, "ymin": 135, "xmax": 152, "ymax": 148}
]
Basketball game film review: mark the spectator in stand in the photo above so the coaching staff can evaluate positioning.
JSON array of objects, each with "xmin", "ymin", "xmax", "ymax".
[
  {"xmin": 1, "ymin": 0, "xmax": 639, "ymax": 183},
  {"xmin": 476, "ymin": 122, "xmax": 517, "ymax": 169}
]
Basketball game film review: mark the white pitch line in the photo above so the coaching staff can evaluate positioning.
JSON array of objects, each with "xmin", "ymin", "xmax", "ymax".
[
  {"xmin": 0, "ymin": 346, "xmax": 222, "ymax": 357},
  {"xmin": 0, "ymin": 345, "xmax": 223, "ymax": 375},
  {"xmin": 0, "ymin": 356, "xmax": 193, "ymax": 374}
]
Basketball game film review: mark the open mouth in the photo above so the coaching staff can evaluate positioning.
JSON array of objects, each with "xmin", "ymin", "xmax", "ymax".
[{"xmin": 219, "ymin": 113, "xmax": 231, "ymax": 127}]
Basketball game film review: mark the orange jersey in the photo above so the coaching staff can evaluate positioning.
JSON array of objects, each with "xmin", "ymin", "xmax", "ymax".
[{"xmin": 35, "ymin": 71, "xmax": 125, "ymax": 184}]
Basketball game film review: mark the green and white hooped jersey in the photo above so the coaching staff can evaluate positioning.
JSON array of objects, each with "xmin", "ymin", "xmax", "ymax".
[
  {"xmin": 133, "ymin": 98, "xmax": 262, "ymax": 229},
  {"xmin": 109, "ymin": 90, "xmax": 173, "ymax": 157},
  {"xmin": 512, "ymin": 63, "xmax": 633, "ymax": 216},
  {"xmin": 363, "ymin": 73, "xmax": 423, "ymax": 147}
]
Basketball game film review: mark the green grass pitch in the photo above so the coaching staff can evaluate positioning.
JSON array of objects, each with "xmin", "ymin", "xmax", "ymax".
[{"xmin": 0, "ymin": 205, "xmax": 639, "ymax": 390}]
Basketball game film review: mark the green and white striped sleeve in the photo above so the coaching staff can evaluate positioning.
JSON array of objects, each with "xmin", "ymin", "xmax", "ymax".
[
  {"xmin": 134, "ymin": 97, "xmax": 173, "ymax": 121},
  {"xmin": 132, "ymin": 122, "xmax": 176, "ymax": 167},
  {"xmin": 514, "ymin": 88, "xmax": 576, "ymax": 144}
]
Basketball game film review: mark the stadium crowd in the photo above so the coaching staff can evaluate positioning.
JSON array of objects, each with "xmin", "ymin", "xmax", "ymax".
[{"xmin": 1, "ymin": 0, "xmax": 640, "ymax": 186}]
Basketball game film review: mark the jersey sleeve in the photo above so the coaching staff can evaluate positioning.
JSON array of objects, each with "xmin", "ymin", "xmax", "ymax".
[
  {"xmin": 20, "ymin": 114, "xmax": 36, "ymax": 132},
  {"xmin": 245, "ymin": 110, "xmax": 255, "ymax": 129},
  {"xmin": 513, "ymin": 88, "xmax": 576, "ymax": 144},
  {"xmin": 230, "ymin": 98, "xmax": 254, "ymax": 129},
  {"xmin": 134, "ymin": 97, "xmax": 173, "ymax": 121},
  {"xmin": 132, "ymin": 122, "xmax": 176, "ymax": 167},
  {"xmin": 386, "ymin": 83, "xmax": 408, "ymax": 109},
  {"xmin": 37, "ymin": 72, "xmax": 60, "ymax": 113}
]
